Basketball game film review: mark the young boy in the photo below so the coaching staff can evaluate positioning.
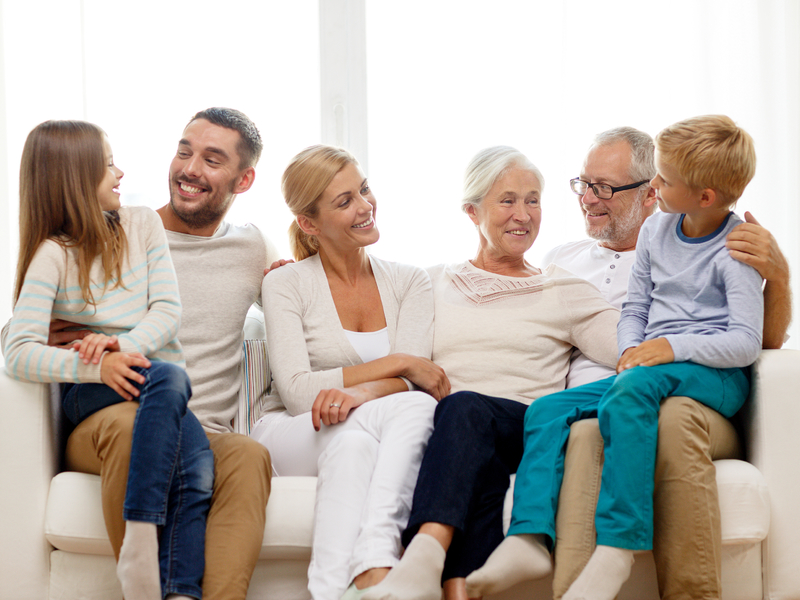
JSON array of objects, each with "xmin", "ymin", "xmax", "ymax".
[{"xmin": 465, "ymin": 115, "xmax": 764, "ymax": 600}]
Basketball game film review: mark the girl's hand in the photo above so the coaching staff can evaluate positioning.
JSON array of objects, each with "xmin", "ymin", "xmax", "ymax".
[
  {"xmin": 311, "ymin": 386, "xmax": 371, "ymax": 431},
  {"xmin": 402, "ymin": 356, "xmax": 451, "ymax": 400},
  {"xmin": 75, "ymin": 333, "xmax": 123, "ymax": 365},
  {"xmin": 617, "ymin": 338, "xmax": 675, "ymax": 373},
  {"xmin": 100, "ymin": 352, "xmax": 151, "ymax": 401}
]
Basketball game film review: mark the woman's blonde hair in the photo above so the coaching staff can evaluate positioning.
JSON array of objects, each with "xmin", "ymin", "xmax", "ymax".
[
  {"xmin": 15, "ymin": 120, "xmax": 127, "ymax": 306},
  {"xmin": 282, "ymin": 145, "xmax": 358, "ymax": 261}
]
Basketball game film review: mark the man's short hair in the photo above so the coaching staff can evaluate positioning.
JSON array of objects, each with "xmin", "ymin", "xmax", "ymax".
[
  {"xmin": 592, "ymin": 126, "xmax": 656, "ymax": 183},
  {"xmin": 655, "ymin": 115, "xmax": 756, "ymax": 205},
  {"xmin": 188, "ymin": 107, "xmax": 263, "ymax": 169}
]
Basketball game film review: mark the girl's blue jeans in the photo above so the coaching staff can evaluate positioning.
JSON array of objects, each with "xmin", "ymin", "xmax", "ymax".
[
  {"xmin": 62, "ymin": 361, "xmax": 214, "ymax": 599},
  {"xmin": 509, "ymin": 362, "xmax": 750, "ymax": 551}
]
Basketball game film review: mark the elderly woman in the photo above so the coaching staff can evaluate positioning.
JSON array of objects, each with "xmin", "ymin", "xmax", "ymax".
[
  {"xmin": 364, "ymin": 146, "xmax": 619, "ymax": 600},
  {"xmin": 250, "ymin": 145, "xmax": 449, "ymax": 600}
]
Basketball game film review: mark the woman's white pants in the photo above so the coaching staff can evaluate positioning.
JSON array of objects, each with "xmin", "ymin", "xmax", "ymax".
[{"xmin": 250, "ymin": 391, "xmax": 437, "ymax": 600}]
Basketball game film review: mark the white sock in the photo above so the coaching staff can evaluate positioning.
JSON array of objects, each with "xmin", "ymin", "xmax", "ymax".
[
  {"xmin": 116, "ymin": 521, "xmax": 161, "ymax": 600},
  {"xmin": 465, "ymin": 534, "xmax": 552, "ymax": 597},
  {"xmin": 362, "ymin": 534, "xmax": 446, "ymax": 600},
  {"xmin": 562, "ymin": 545, "xmax": 634, "ymax": 600},
  {"xmin": 165, "ymin": 596, "xmax": 195, "ymax": 600}
]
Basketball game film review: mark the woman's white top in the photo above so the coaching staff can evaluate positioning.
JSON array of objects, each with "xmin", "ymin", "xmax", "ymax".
[
  {"xmin": 344, "ymin": 328, "xmax": 391, "ymax": 364},
  {"xmin": 261, "ymin": 253, "xmax": 433, "ymax": 416}
]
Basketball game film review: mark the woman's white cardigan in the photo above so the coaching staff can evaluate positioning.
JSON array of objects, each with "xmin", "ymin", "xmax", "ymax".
[{"xmin": 261, "ymin": 253, "xmax": 434, "ymax": 416}]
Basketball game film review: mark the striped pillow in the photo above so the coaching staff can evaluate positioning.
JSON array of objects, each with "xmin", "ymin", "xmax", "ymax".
[{"xmin": 236, "ymin": 339, "xmax": 270, "ymax": 435}]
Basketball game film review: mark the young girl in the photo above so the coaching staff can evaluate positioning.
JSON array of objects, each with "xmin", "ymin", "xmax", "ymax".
[{"xmin": 3, "ymin": 120, "xmax": 213, "ymax": 600}]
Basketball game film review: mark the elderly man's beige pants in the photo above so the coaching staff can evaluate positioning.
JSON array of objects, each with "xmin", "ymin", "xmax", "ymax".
[{"xmin": 554, "ymin": 396, "xmax": 741, "ymax": 600}]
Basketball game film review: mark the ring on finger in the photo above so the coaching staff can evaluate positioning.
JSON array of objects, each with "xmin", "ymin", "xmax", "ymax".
[{"xmin": 330, "ymin": 403, "xmax": 341, "ymax": 408}]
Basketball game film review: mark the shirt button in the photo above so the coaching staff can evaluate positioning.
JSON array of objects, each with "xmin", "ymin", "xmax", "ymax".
[
  {"xmin": 615, "ymin": 254, "xmax": 620, "ymax": 259},
  {"xmin": 606, "ymin": 278, "xmax": 611, "ymax": 283},
  {"xmin": 610, "ymin": 264, "xmax": 616, "ymax": 269}
]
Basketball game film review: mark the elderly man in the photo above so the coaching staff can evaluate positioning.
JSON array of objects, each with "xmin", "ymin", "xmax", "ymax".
[
  {"xmin": 58, "ymin": 108, "xmax": 279, "ymax": 600},
  {"xmin": 547, "ymin": 127, "xmax": 791, "ymax": 600}
]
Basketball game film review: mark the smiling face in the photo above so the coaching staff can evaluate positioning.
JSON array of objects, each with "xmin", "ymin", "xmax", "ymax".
[
  {"xmin": 98, "ymin": 136, "xmax": 123, "ymax": 211},
  {"xmin": 578, "ymin": 141, "xmax": 651, "ymax": 251},
  {"xmin": 467, "ymin": 167, "xmax": 542, "ymax": 262},
  {"xmin": 301, "ymin": 162, "xmax": 380, "ymax": 252},
  {"xmin": 167, "ymin": 118, "xmax": 255, "ymax": 234}
]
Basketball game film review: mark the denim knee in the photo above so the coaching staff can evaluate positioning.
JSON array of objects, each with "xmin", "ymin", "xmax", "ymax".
[
  {"xmin": 144, "ymin": 362, "xmax": 192, "ymax": 398},
  {"xmin": 186, "ymin": 444, "xmax": 215, "ymax": 501}
]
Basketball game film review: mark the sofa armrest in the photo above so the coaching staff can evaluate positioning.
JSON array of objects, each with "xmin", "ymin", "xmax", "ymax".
[
  {"xmin": 0, "ymin": 364, "xmax": 60, "ymax": 600},
  {"xmin": 743, "ymin": 349, "xmax": 800, "ymax": 599}
]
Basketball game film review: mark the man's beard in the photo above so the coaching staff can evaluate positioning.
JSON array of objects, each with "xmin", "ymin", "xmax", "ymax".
[
  {"xmin": 169, "ymin": 178, "xmax": 236, "ymax": 230},
  {"xmin": 586, "ymin": 196, "xmax": 646, "ymax": 245}
]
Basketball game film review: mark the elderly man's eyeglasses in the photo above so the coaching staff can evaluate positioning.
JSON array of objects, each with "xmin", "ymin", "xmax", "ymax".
[{"xmin": 569, "ymin": 178, "xmax": 649, "ymax": 200}]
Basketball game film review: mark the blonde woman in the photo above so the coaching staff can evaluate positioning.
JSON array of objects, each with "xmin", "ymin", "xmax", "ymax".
[{"xmin": 250, "ymin": 145, "xmax": 449, "ymax": 600}]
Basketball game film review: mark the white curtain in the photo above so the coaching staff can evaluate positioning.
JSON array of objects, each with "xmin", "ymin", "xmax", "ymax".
[
  {"xmin": 366, "ymin": 0, "xmax": 800, "ymax": 345},
  {"xmin": 1, "ymin": 0, "xmax": 798, "ymax": 344}
]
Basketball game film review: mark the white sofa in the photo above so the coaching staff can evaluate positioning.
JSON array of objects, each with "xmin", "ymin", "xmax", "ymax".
[{"xmin": 2, "ymin": 348, "xmax": 800, "ymax": 600}]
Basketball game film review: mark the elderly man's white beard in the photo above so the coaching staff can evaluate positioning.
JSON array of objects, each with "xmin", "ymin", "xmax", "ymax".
[{"xmin": 585, "ymin": 195, "xmax": 648, "ymax": 246}]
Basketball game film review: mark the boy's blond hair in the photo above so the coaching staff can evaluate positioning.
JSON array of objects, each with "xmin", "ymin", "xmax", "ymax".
[{"xmin": 655, "ymin": 115, "xmax": 756, "ymax": 206}]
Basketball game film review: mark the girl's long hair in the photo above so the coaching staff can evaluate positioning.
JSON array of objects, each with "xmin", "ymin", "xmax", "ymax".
[{"xmin": 15, "ymin": 120, "xmax": 127, "ymax": 306}]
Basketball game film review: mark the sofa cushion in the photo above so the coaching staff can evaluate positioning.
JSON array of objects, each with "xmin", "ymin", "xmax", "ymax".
[
  {"xmin": 45, "ymin": 471, "xmax": 316, "ymax": 558},
  {"xmin": 260, "ymin": 476, "xmax": 316, "ymax": 559}
]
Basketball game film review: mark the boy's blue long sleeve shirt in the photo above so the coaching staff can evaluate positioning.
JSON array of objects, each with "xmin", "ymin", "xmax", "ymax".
[{"xmin": 618, "ymin": 211, "xmax": 763, "ymax": 368}]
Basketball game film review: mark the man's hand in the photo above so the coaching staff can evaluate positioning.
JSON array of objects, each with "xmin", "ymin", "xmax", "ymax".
[
  {"xmin": 74, "ymin": 333, "xmax": 122, "ymax": 365},
  {"xmin": 617, "ymin": 338, "xmax": 675, "ymax": 373},
  {"xmin": 726, "ymin": 211, "xmax": 789, "ymax": 282},
  {"xmin": 100, "ymin": 352, "xmax": 150, "ymax": 401},
  {"xmin": 264, "ymin": 259, "xmax": 295, "ymax": 277},
  {"xmin": 49, "ymin": 319, "xmax": 92, "ymax": 348}
]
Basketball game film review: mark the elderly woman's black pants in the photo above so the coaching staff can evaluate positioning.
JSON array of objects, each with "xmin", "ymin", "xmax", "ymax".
[{"xmin": 401, "ymin": 390, "xmax": 527, "ymax": 580}]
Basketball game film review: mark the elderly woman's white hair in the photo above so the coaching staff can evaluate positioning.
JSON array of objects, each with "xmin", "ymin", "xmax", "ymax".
[{"xmin": 461, "ymin": 146, "xmax": 545, "ymax": 213}]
